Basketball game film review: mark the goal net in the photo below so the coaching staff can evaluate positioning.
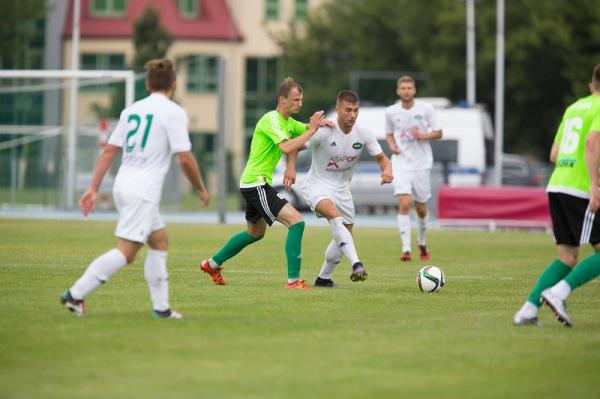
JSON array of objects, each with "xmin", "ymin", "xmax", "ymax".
[{"xmin": 0, "ymin": 69, "xmax": 183, "ymax": 211}]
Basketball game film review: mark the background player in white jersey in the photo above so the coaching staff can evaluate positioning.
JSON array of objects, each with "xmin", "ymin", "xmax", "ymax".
[
  {"xmin": 385, "ymin": 76, "xmax": 442, "ymax": 262},
  {"xmin": 302, "ymin": 90, "xmax": 393, "ymax": 287},
  {"xmin": 60, "ymin": 58, "xmax": 209, "ymax": 319}
]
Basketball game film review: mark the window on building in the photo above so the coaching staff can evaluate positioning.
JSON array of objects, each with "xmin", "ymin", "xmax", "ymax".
[
  {"xmin": 244, "ymin": 57, "xmax": 281, "ymax": 145},
  {"xmin": 187, "ymin": 55, "xmax": 218, "ymax": 93},
  {"xmin": 80, "ymin": 53, "xmax": 125, "ymax": 91},
  {"xmin": 89, "ymin": 0, "xmax": 127, "ymax": 17},
  {"xmin": 295, "ymin": 0, "xmax": 308, "ymax": 20},
  {"xmin": 178, "ymin": 0, "xmax": 199, "ymax": 19},
  {"xmin": 265, "ymin": 0, "xmax": 279, "ymax": 20}
]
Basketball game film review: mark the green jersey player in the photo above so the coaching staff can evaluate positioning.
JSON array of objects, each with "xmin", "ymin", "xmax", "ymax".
[
  {"xmin": 200, "ymin": 77, "xmax": 327, "ymax": 289},
  {"xmin": 513, "ymin": 64, "xmax": 600, "ymax": 327}
]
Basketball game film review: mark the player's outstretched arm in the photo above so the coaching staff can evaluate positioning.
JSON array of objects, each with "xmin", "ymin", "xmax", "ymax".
[
  {"xmin": 79, "ymin": 144, "xmax": 120, "ymax": 216},
  {"xmin": 278, "ymin": 111, "xmax": 324, "ymax": 154},
  {"xmin": 374, "ymin": 152, "xmax": 393, "ymax": 185},
  {"xmin": 177, "ymin": 151, "xmax": 209, "ymax": 208}
]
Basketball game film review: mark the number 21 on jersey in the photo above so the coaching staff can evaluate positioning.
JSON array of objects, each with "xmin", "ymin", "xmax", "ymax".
[{"xmin": 125, "ymin": 114, "xmax": 154, "ymax": 153}]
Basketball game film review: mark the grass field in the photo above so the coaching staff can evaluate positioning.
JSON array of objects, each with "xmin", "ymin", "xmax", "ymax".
[{"xmin": 1, "ymin": 218, "xmax": 599, "ymax": 399}]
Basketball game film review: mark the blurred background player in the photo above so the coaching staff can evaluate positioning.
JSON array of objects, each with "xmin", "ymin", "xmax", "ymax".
[
  {"xmin": 385, "ymin": 76, "xmax": 442, "ymax": 262},
  {"xmin": 200, "ymin": 78, "xmax": 327, "ymax": 289},
  {"xmin": 302, "ymin": 90, "xmax": 393, "ymax": 287},
  {"xmin": 60, "ymin": 58, "xmax": 209, "ymax": 319},
  {"xmin": 513, "ymin": 64, "xmax": 600, "ymax": 327}
]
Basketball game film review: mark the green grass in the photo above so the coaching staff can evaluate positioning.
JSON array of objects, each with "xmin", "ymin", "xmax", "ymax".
[{"xmin": 1, "ymin": 218, "xmax": 599, "ymax": 399}]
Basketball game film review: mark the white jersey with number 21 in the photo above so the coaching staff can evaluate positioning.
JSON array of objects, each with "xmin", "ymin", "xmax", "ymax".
[{"xmin": 108, "ymin": 92, "xmax": 192, "ymax": 204}]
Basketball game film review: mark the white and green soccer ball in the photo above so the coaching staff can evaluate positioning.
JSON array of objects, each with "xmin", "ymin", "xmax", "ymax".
[{"xmin": 417, "ymin": 265, "xmax": 445, "ymax": 293}]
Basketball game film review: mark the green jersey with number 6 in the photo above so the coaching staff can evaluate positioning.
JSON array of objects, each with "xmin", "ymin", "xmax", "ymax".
[
  {"xmin": 240, "ymin": 110, "xmax": 307, "ymax": 187},
  {"xmin": 108, "ymin": 92, "xmax": 192, "ymax": 204},
  {"xmin": 547, "ymin": 95, "xmax": 600, "ymax": 199}
]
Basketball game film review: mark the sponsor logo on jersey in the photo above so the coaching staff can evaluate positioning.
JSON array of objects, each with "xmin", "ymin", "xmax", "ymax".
[
  {"xmin": 330, "ymin": 141, "xmax": 337, "ymax": 146},
  {"xmin": 328, "ymin": 155, "xmax": 358, "ymax": 163},
  {"xmin": 352, "ymin": 142, "xmax": 363, "ymax": 149},
  {"xmin": 557, "ymin": 158, "xmax": 576, "ymax": 168},
  {"xmin": 414, "ymin": 115, "xmax": 423, "ymax": 120},
  {"xmin": 326, "ymin": 161, "xmax": 340, "ymax": 169}
]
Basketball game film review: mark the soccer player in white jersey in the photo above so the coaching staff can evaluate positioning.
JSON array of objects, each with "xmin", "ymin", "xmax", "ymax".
[
  {"xmin": 385, "ymin": 76, "xmax": 442, "ymax": 262},
  {"xmin": 60, "ymin": 58, "xmax": 209, "ymax": 319},
  {"xmin": 302, "ymin": 90, "xmax": 393, "ymax": 287}
]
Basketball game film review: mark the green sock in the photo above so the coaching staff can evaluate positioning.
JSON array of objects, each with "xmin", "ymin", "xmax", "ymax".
[
  {"xmin": 565, "ymin": 251, "xmax": 600, "ymax": 291},
  {"xmin": 527, "ymin": 259, "xmax": 572, "ymax": 306},
  {"xmin": 285, "ymin": 221, "xmax": 305, "ymax": 279},
  {"xmin": 212, "ymin": 231, "xmax": 259, "ymax": 266}
]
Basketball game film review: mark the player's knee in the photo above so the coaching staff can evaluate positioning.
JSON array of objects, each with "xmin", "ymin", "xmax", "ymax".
[{"xmin": 250, "ymin": 232, "xmax": 265, "ymax": 241}]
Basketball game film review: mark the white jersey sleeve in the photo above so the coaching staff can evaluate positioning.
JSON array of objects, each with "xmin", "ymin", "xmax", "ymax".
[
  {"xmin": 108, "ymin": 110, "xmax": 128, "ymax": 148},
  {"xmin": 424, "ymin": 102, "xmax": 441, "ymax": 132},
  {"xmin": 166, "ymin": 107, "xmax": 192, "ymax": 153},
  {"xmin": 363, "ymin": 127, "xmax": 383, "ymax": 156}
]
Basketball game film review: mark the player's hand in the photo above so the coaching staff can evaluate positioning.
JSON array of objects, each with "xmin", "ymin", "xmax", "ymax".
[
  {"xmin": 321, "ymin": 118, "xmax": 335, "ymax": 128},
  {"xmin": 390, "ymin": 145, "xmax": 401, "ymax": 155},
  {"xmin": 309, "ymin": 111, "xmax": 325, "ymax": 131},
  {"xmin": 79, "ymin": 188, "xmax": 98, "ymax": 216},
  {"xmin": 411, "ymin": 127, "xmax": 427, "ymax": 140},
  {"xmin": 284, "ymin": 168, "xmax": 296, "ymax": 191},
  {"xmin": 197, "ymin": 188, "xmax": 210, "ymax": 208},
  {"xmin": 380, "ymin": 169, "xmax": 393, "ymax": 185}
]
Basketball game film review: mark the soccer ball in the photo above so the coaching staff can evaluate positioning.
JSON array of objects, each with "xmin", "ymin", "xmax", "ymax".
[{"xmin": 417, "ymin": 265, "xmax": 445, "ymax": 293}]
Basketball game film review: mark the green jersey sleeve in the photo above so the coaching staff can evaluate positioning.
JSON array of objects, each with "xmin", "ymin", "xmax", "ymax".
[
  {"xmin": 289, "ymin": 117, "xmax": 308, "ymax": 138},
  {"xmin": 258, "ymin": 111, "xmax": 291, "ymax": 145}
]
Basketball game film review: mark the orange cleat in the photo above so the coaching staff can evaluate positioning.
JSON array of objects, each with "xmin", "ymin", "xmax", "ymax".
[
  {"xmin": 401, "ymin": 251, "xmax": 412, "ymax": 262},
  {"xmin": 200, "ymin": 259, "xmax": 226, "ymax": 285},
  {"xmin": 419, "ymin": 245, "xmax": 430, "ymax": 261},
  {"xmin": 285, "ymin": 279, "xmax": 310, "ymax": 289}
]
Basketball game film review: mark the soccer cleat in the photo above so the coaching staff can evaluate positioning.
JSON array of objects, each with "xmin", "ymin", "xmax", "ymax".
[
  {"xmin": 60, "ymin": 290, "xmax": 85, "ymax": 316},
  {"xmin": 419, "ymin": 245, "xmax": 430, "ymax": 261},
  {"xmin": 285, "ymin": 279, "xmax": 310, "ymax": 289},
  {"xmin": 541, "ymin": 289, "xmax": 572, "ymax": 327},
  {"xmin": 314, "ymin": 276, "xmax": 336, "ymax": 288},
  {"xmin": 350, "ymin": 262, "xmax": 368, "ymax": 282},
  {"xmin": 512, "ymin": 313, "xmax": 541, "ymax": 327},
  {"xmin": 401, "ymin": 251, "xmax": 412, "ymax": 262},
  {"xmin": 152, "ymin": 309, "xmax": 183, "ymax": 319},
  {"xmin": 200, "ymin": 259, "xmax": 226, "ymax": 285}
]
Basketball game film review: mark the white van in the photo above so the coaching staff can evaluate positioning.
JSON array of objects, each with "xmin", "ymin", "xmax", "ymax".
[{"xmin": 354, "ymin": 100, "xmax": 494, "ymax": 185}]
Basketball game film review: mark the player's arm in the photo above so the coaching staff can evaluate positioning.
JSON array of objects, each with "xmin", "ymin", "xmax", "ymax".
[
  {"xmin": 177, "ymin": 151, "xmax": 209, "ymax": 208},
  {"xmin": 278, "ymin": 111, "xmax": 324, "ymax": 154},
  {"xmin": 386, "ymin": 133, "xmax": 400, "ymax": 155},
  {"xmin": 412, "ymin": 128, "xmax": 443, "ymax": 141},
  {"xmin": 374, "ymin": 152, "xmax": 393, "ymax": 185},
  {"xmin": 283, "ymin": 151, "xmax": 298, "ymax": 191},
  {"xmin": 549, "ymin": 143, "xmax": 559, "ymax": 164},
  {"xmin": 79, "ymin": 144, "xmax": 120, "ymax": 216},
  {"xmin": 585, "ymin": 130, "xmax": 600, "ymax": 211}
]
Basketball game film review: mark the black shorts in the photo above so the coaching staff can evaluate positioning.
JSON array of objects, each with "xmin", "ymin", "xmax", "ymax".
[
  {"xmin": 240, "ymin": 184, "xmax": 288, "ymax": 226},
  {"xmin": 549, "ymin": 192, "xmax": 600, "ymax": 246}
]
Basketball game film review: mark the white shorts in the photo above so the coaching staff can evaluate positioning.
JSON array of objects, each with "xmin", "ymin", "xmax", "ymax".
[
  {"xmin": 113, "ymin": 192, "xmax": 165, "ymax": 244},
  {"xmin": 392, "ymin": 169, "xmax": 431, "ymax": 203},
  {"xmin": 302, "ymin": 182, "xmax": 355, "ymax": 224}
]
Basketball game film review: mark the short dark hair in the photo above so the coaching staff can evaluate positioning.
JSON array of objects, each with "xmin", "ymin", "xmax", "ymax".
[
  {"xmin": 144, "ymin": 58, "xmax": 176, "ymax": 92},
  {"xmin": 336, "ymin": 90, "xmax": 359, "ymax": 105},
  {"xmin": 593, "ymin": 64, "xmax": 600, "ymax": 91},
  {"xmin": 278, "ymin": 77, "xmax": 303, "ymax": 98},
  {"xmin": 397, "ymin": 75, "xmax": 415, "ymax": 87}
]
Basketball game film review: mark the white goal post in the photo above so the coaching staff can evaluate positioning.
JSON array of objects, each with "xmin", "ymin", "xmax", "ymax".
[{"xmin": 0, "ymin": 69, "xmax": 135, "ymax": 207}]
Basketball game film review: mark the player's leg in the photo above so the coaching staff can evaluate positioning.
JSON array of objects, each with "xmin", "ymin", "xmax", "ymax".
[
  {"xmin": 61, "ymin": 193, "xmax": 146, "ymax": 316},
  {"xmin": 413, "ymin": 170, "xmax": 432, "ymax": 261},
  {"xmin": 513, "ymin": 193, "xmax": 579, "ymax": 326},
  {"xmin": 276, "ymin": 202, "xmax": 308, "ymax": 288},
  {"xmin": 201, "ymin": 189, "xmax": 265, "ymax": 285},
  {"xmin": 541, "ymin": 208, "xmax": 600, "ymax": 326},
  {"xmin": 315, "ymin": 239, "xmax": 342, "ymax": 287},
  {"xmin": 393, "ymin": 169, "xmax": 413, "ymax": 261}
]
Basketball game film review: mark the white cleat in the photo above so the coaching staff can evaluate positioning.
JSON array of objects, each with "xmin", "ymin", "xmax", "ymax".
[
  {"xmin": 541, "ymin": 289, "xmax": 572, "ymax": 327},
  {"xmin": 153, "ymin": 309, "xmax": 183, "ymax": 319},
  {"xmin": 512, "ymin": 313, "xmax": 541, "ymax": 327}
]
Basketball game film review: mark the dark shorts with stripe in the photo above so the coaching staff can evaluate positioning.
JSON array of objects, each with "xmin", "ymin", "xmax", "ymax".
[
  {"xmin": 240, "ymin": 184, "xmax": 288, "ymax": 226},
  {"xmin": 548, "ymin": 192, "xmax": 600, "ymax": 246}
]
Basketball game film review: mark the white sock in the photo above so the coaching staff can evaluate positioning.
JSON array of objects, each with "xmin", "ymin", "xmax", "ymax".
[
  {"xmin": 144, "ymin": 249, "xmax": 170, "ymax": 312},
  {"xmin": 328, "ymin": 217, "xmax": 360, "ymax": 265},
  {"xmin": 417, "ymin": 215, "xmax": 428, "ymax": 246},
  {"xmin": 519, "ymin": 301, "xmax": 538, "ymax": 318},
  {"xmin": 208, "ymin": 258, "xmax": 220, "ymax": 269},
  {"xmin": 319, "ymin": 239, "xmax": 343, "ymax": 279},
  {"xmin": 70, "ymin": 248, "xmax": 127, "ymax": 300},
  {"xmin": 550, "ymin": 280, "xmax": 572, "ymax": 301},
  {"xmin": 397, "ymin": 214, "xmax": 411, "ymax": 253}
]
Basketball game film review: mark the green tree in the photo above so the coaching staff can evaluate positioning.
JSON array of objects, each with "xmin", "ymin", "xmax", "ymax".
[
  {"xmin": 0, "ymin": 0, "xmax": 46, "ymax": 69},
  {"xmin": 94, "ymin": 6, "xmax": 173, "ymax": 118},
  {"xmin": 279, "ymin": 0, "xmax": 600, "ymax": 158}
]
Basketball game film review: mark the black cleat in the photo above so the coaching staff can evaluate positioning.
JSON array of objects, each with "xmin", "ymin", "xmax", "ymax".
[
  {"xmin": 314, "ymin": 276, "xmax": 336, "ymax": 288},
  {"xmin": 350, "ymin": 262, "xmax": 368, "ymax": 282}
]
